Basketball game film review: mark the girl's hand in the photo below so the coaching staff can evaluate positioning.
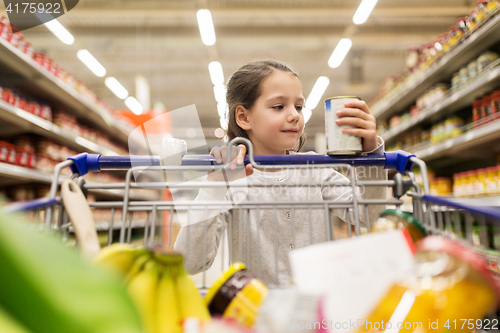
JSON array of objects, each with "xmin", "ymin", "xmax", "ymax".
[
  {"xmin": 207, "ymin": 144, "xmax": 254, "ymax": 181},
  {"xmin": 335, "ymin": 99, "xmax": 378, "ymax": 152}
]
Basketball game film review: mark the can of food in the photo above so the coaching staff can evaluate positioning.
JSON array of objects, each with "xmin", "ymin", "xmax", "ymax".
[{"xmin": 324, "ymin": 96, "xmax": 363, "ymax": 154}]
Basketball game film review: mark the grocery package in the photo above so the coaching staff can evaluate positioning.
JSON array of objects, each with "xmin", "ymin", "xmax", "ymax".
[
  {"xmin": 205, "ymin": 262, "xmax": 268, "ymax": 328},
  {"xmin": 94, "ymin": 244, "xmax": 211, "ymax": 333},
  {"xmin": 354, "ymin": 236, "xmax": 499, "ymax": 333},
  {"xmin": 371, "ymin": 209, "xmax": 427, "ymax": 243},
  {"xmin": 452, "ymin": 166, "xmax": 500, "ymax": 197},
  {"xmin": 0, "ymin": 211, "xmax": 143, "ymax": 333}
]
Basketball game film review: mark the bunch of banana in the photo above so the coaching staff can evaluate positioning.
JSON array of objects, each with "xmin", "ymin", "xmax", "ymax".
[{"xmin": 94, "ymin": 244, "xmax": 211, "ymax": 333}]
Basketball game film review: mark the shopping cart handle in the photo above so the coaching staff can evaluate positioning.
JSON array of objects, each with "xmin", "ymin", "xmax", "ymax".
[
  {"xmin": 383, "ymin": 150, "xmax": 415, "ymax": 174},
  {"xmin": 68, "ymin": 150, "xmax": 416, "ymax": 176}
]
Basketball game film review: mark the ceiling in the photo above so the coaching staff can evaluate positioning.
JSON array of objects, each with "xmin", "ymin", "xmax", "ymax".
[{"xmin": 9, "ymin": 0, "xmax": 475, "ymax": 149}]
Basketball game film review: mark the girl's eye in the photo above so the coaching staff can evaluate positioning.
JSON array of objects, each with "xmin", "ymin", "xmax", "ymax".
[
  {"xmin": 295, "ymin": 105, "xmax": 303, "ymax": 112},
  {"xmin": 272, "ymin": 105, "xmax": 284, "ymax": 110}
]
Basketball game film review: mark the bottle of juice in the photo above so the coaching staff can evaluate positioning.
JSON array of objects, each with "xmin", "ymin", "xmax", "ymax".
[{"xmin": 354, "ymin": 237, "xmax": 498, "ymax": 333}]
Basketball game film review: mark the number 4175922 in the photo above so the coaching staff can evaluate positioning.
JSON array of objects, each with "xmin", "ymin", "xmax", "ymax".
[
  {"xmin": 6, "ymin": 3, "xmax": 61, "ymax": 14},
  {"xmin": 444, "ymin": 319, "xmax": 498, "ymax": 330}
]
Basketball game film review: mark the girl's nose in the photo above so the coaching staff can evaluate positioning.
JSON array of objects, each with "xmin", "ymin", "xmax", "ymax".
[{"xmin": 287, "ymin": 107, "xmax": 300, "ymax": 122}]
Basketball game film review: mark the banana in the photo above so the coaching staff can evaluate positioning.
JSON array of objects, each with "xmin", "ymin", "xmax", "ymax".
[
  {"xmin": 93, "ymin": 243, "xmax": 147, "ymax": 277},
  {"xmin": 126, "ymin": 259, "xmax": 160, "ymax": 333},
  {"xmin": 124, "ymin": 253, "xmax": 152, "ymax": 285},
  {"xmin": 0, "ymin": 307, "xmax": 31, "ymax": 333},
  {"xmin": 156, "ymin": 266, "xmax": 183, "ymax": 333},
  {"xmin": 174, "ymin": 264, "xmax": 211, "ymax": 322}
]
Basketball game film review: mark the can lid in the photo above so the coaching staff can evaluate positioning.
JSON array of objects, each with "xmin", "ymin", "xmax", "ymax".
[
  {"xmin": 417, "ymin": 236, "xmax": 500, "ymax": 307},
  {"xmin": 457, "ymin": 16, "xmax": 469, "ymax": 23},
  {"xmin": 380, "ymin": 209, "xmax": 427, "ymax": 236},
  {"xmin": 204, "ymin": 262, "xmax": 247, "ymax": 306},
  {"xmin": 324, "ymin": 96, "xmax": 360, "ymax": 102}
]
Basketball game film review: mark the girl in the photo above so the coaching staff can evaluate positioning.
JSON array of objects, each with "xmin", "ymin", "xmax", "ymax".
[{"xmin": 174, "ymin": 59, "xmax": 386, "ymax": 286}]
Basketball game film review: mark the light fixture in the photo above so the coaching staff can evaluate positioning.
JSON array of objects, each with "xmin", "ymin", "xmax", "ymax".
[
  {"xmin": 220, "ymin": 117, "xmax": 228, "ymax": 130},
  {"xmin": 305, "ymin": 77, "xmax": 330, "ymax": 110},
  {"xmin": 302, "ymin": 107, "xmax": 312, "ymax": 123},
  {"xmin": 125, "ymin": 96, "xmax": 143, "ymax": 115},
  {"xmin": 353, "ymin": 0, "xmax": 379, "ymax": 25},
  {"xmin": 196, "ymin": 9, "xmax": 216, "ymax": 46},
  {"xmin": 76, "ymin": 49, "xmax": 106, "ymax": 77},
  {"xmin": 208, "ymin": 61, "xmax": 224, "ymax": 85},
  {"xmin": 44, "ymin": 19, "xmax": 74, "ymax": 45},
  {"xmin": 213, "ymin": 84, "xmax": 227, "ymax": 104},
  {"xmin": 328, "ymin": 38, "xmax": 353, "ymax": 69},
  {"xmin": 105, "ymin": 77, "xmax": 129, "ymax": 100},
  {"xmin": 217, "ymin": 102, "xmax": 227, "ymax": 118}
]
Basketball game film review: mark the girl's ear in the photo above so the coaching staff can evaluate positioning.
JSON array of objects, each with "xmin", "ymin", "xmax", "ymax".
[{"xmin": 235, "ymin": 105, "xmax": 251, "ymax": 130}]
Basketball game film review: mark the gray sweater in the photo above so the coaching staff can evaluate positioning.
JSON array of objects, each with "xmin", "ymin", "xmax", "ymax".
[{"xmin": 174, "ymin": 139, "xmax": 387, "ymax": 286}]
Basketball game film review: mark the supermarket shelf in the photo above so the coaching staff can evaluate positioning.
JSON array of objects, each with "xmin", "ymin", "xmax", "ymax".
[
  {"xmin": 381, "ymin": 64, "xmax": 500, "ymax": 143},
  {"xmin": 372, "ymin": 8, "xmax": 500, "ymax": 120},
  {"xmin": 413, "ymin": 120, "xmax": 500, "ymax": 161},
  {"xmin": 0, "ymin": 162, "xmax": 157, "ymax": 201},
  {"xmin": 446, "ymin": 195, "xmax": 500, "ymax": 207},
  {"xmin": 0, "ymin": 37, "xmax": 144, "ymax": 151},
  {"xmin": 0, "ymin": 99, "xmax": 118, "ymax": 156}
]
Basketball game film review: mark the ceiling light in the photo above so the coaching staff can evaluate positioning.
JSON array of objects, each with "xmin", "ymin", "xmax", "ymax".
[
  {"xmin": 214, "ymin": 128, "xmax": 225, "ymax": 138},
  {"xmin": 217, "ymin": 102, "xmax": 227, "ymax": 118},
  {"xmin": 220, "ymin": 117, "xmax": 228, "ymax": 130},
  {"xmin": 303, "ymin": 108, "xmax": 312, "ymax": 123},
  {"xmin": 353, "ymin": 0, "xmax": 379, "ymax": 25},
  {"xmin": 213, "ymin": 84, "xmax": 227, "ymax": 104},
  {"xmin": 44, "ymin": 19, "xmax": 74, "ymax": 45},
  {"xmin": 328, "ymin": 38, "xmax": 353, "ymax": 69},
  {"xmin": 208, "ymin": 61, "xmax": 225, "ymax": 85},
  {"xmin": 125, "ymin": 96, "xmax": 143, "ymax": 115},
  {"xmin": 77, "ymin": 49, "xmax": 106, "ymax": 77},
  {"xmin": 196, "ymin": 9, "xmax": 216, "ymax": 46},
  {"xmin": 105, "ymin": 77, "xmax": 129, "ymax": 100},
  {"xmin": 305, "ymin": 76, "xmax": 330, "ymax": 110}
]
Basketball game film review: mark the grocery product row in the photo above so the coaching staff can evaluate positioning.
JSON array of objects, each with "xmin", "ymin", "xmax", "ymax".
[
  {"xmin": 371, "ymin": 2, "xmax": 500, "ymax": 120},
  {"xmin": 0, "ymin": 14, "xmax": 143, "ymax": 152}
]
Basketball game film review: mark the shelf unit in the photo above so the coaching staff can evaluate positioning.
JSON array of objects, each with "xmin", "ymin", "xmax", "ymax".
[
  {"xmin": 0, "ymin": 99, "xmax": 119, "ymax": 156},
  {"xmin": 0, "ymin": 37, "xmax": 141, "ymax": 150},
  {"xmin": 372, "ymin": 9, "xmax": 500, "ymax": 121},
  {"xmin": 0, "ymin": 162, "xmax": 158, "ymax": 201},
  {"xmin": 381, "ymin": 62, "xmax": 500, "ymax": 143},
  {"xmin": 412, "ymin": 118, "xmax": 500, "ymax": 162}
]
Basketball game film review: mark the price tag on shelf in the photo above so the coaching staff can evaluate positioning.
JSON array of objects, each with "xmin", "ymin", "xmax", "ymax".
[{"xmin": 289, "ymin": 230, "xmax": 415, "ymax": 333}]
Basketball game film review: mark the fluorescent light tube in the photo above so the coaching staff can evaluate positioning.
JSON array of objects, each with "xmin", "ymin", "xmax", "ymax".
[
  {"xmin": 217, "ymin": 102, "xmax": 227, "ymax": 118},
  {"xmin": 44, "ymin": 19, "xmax": 74, "ymax": 45},
  {"xmin": 77, "ymin": 49, "xmax": 106, "ymax": 77},
  {"xmin": 213, "ymin": 84, "xmax": 227, "ymax": 104},
  {"xmin": 125, "ymin": 96, "xmax": 143, "ymax": 115},
  {"xmin": 305, "ymin": 76, "xmax": 330, "ymax": 110},
  {"xmin": 302, "ymin": 107, "xmax": 312, "ymax": 123},
  {"xmin": 220, "ymin": 117, "xmax": 228, "ymax": 130},
  {"xmin": 197, "ymin": 9, "xmax": 216, "ymax": 46},
  {"xmin": 353, "ymin": 0, "xmax": 379, "ymax": 25},
  {"xmin": 209, "ymin": 61, "xmax": 224, "ymax": 85},
  {"xmin": 105, "ymin": 77, "xmax": 129, "ymax": 100},
  {"xmin": 328, "ymin": 38, "xmax": 353, "ymax": 69}
]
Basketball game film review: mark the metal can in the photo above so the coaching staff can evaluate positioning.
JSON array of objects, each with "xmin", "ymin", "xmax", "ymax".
[{"xmin": 324, "ymin": 96, "xmax": 363, "ymax": 155}]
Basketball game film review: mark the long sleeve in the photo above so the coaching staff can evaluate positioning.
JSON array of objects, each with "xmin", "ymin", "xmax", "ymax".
[{"xmin": 173, "ymin": 177, "xmax": 229, "ymax": 275}]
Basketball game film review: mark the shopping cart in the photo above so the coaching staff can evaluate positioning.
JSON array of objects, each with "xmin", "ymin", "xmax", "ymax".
[{"xmin": 3, "ymin": 137, "xmax": 500, "ymax": 288}]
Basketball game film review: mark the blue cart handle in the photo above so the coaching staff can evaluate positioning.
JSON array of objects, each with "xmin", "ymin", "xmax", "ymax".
[
  {"xmin": 68, "ymin": 150, "xmax": 415, "ymax": 176},
  {"xmin": 423, "ymin": 195, "xmax": 500, "ymax": 220}
]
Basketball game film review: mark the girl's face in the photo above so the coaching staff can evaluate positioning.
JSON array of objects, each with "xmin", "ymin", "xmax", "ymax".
[{"xmin": 241, "ymin": 70, "xmax": 305, "ymax": 155}]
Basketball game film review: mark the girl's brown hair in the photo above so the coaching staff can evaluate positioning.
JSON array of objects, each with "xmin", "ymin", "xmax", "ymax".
[{"xmin": 226, "ymin": 59, "xmax": 306, "ymax": 153}]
